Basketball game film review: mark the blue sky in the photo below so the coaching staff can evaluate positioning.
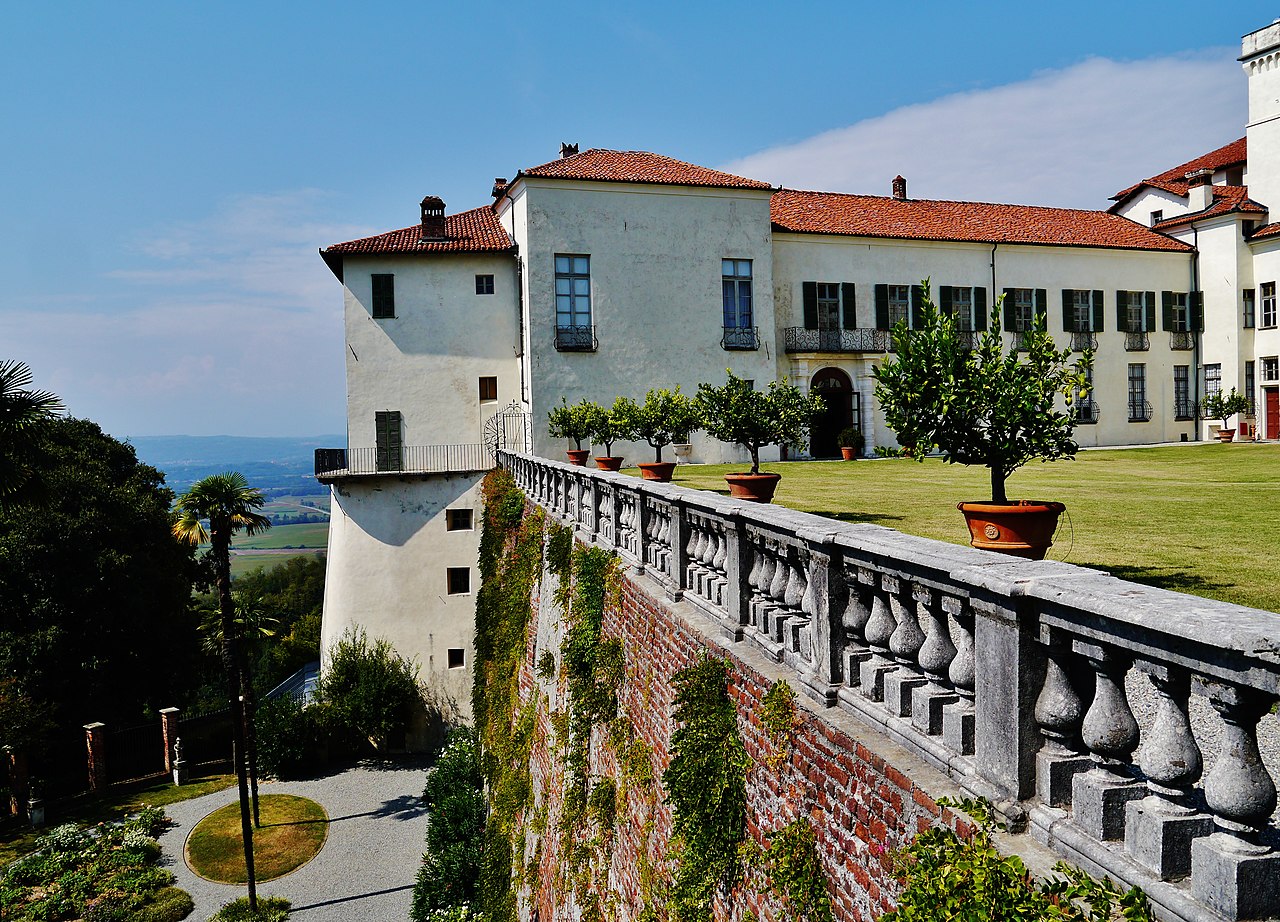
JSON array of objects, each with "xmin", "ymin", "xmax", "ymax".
[{"xmin": 2, "ymin": 1, "xmax": 1276, "ymax": 438}]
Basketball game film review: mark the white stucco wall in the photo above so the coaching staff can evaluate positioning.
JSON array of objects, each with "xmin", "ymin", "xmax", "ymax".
[{"xmin": 1244, "ymin": 26, "xmax": 1280, "ymax": 218}]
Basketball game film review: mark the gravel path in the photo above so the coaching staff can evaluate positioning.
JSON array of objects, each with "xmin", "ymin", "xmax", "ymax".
[{"xmin": 156, "ymin": 759, "xmax": 429, "ymax": 921}]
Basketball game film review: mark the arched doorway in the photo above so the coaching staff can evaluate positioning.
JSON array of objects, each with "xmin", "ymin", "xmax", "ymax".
[{"xmin": 809, "ymin": 367, "xmax": 856, "ymax": 459}]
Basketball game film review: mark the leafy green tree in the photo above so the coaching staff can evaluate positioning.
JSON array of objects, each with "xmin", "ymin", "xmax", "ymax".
[
  {"xmin": 0, "ymin": 418, "xmax": 199, "ymax": 761},
  {"xmin": 317, "ymin": 627, "xmax": 424, "ymax": 750},
  {"xmin": 1202, "ymin": 387, "xmax": 1251, "ymax": 434},
  {"xmin": 0, "ymin": 360, "xmax": 63, "ymax": 511},
  {"xmin": 173, "ymin": 472, "xmax": 271, "ymax": 911},
  {"xmin": 872, "ymin": 282, "xmax": 1091, "ymax": 503},
  {"xmin": 626, "ymin": 387, "xmax": 703, "ymax": 463},
  {"xmin": 696, "ymin": 371, "xmax": 823, "ymax": 474},
  {"xmin": 547, "ymin": 398, "xmax": 597, "ymax": 452},
  {"xmin": 411, "ymin": 727, "xmax": 486, "ymax": 919}
]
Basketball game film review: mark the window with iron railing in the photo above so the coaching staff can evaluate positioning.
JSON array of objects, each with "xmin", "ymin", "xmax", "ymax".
[
  {"xmin": 722, "ymin": 259, "xmax": 754, "ymax": 346},
  {"xmin": 1128, "ymin": 364, "xmax": 1149, "ymax": 421},
  {"xmin": 1174, "ymin": 366, "xmax": 1192, "ymax": 419},
  {"xmin": 555, "ymin": 254, "xmax": 593, "ymax": 349}
]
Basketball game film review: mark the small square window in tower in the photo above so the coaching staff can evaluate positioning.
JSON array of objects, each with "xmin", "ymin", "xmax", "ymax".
[
  {"xmin": 447, "ymin": 567, "xmax": 471, "ymax": 595},
  {"xmin": 447, "ymin": 648, "xmax": 465, "ymax": 669},
  {"xmin": 479, "ymin": 376, "xmax": 498, "ymax": 401},
  {"xmin": 476, "ymin": 274, "xmax": 495, "ymax": 295},
  {"xmin": 446, "ymin": 509, "xmax": 474, "ymax": 531}
]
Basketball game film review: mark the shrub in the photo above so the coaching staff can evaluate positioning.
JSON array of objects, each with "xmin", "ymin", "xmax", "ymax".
[
  {"xmin": 412, "ymin": 728, "xmax": 486, "ymax": 920},
  {"xmin": 37, "ymin": 822, "xmax": 91, "ymax": 856},
  {"xmin": 624, "ymin": 387, "xmax": 703, "ymax": 463},
  {"xmin": 134, "ymin": 886, "xmax": 195, "ymax": 922},
  {"xmin": 318, "ymin": 627, "xmax": 423, "ymax": 750},
  {"xmin": 209, "ymin": 896, "xmax": 292, "ymax": 921},
  {"xmin": 121, "ymin": 829, "xmax": 161, "ymax": 861},
  {"xmin": 255, "ymin": 693, "xmax": 318, "ymax": 779},
  {"xmin": 696, "ymin": 371, "xmax": 824, "ymax": 474}
]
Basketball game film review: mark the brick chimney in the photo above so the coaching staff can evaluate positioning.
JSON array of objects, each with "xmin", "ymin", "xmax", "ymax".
[
  {"xmin": 491, "ymin": 178, "xmax": 508, "ymax": 199},
  {"xmin": 420, "ymin": 196, "xmax": 446, "ymax": 240},
  {"xmin": 560, "ymin": 142, "xmax": 579, "ymax": 159},
  {"xmin": 1185, "ymin": 169, "xmax": 1213, "ymax": 212},
  {"xmin": 892, "ymin": 175, "xmax": 907, "ymax": 200}
]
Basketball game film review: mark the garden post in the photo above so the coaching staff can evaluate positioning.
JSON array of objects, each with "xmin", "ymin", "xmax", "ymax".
[
  {"xmin": 84, "ymin": 722, "xmax": 107, "ymax": 793},
  {"xmin": 160, "ymin": 707, "xmax": 180, "ymax": 773}
]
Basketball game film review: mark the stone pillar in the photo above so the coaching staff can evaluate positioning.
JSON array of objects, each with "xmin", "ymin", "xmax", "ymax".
[
  {"xmin": 797, "ymin": 531, "xmax": 842, "ymax": 706},
  {"xmin": 634, "ymin": 494, "xmax": 648, "ymax": 574},
  {"xmin": 83, "ymin": 722, "xmax": 107, "ymax": 794},
  {"xmin": 666, "ymin": 500, "xmax": 689, "ymax": 602},
  {"xmin": 721, "ymin": 512, "xmax": 750, "ymax": 641},
  {"xmin": 160, "ymin": 708, "xmax": 180, "ymax": 773},
  {"xmin": 971, "ymin": 593, "xmax": 1041, "ymax": 801}
]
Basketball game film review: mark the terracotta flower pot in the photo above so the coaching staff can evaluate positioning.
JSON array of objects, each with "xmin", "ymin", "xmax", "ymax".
[
  {"xmin": 840, "ymin": 447, "xmax": 858, "ymax": 461},
  {"xmin": 724, "ymin": 472, "xmax": 782, "ymax": 503},
  {"xmin": 565, "ymin": 449, "xmax": 589, "ymax": 466},
  {"xmin": 957, "ymin": 500, "xmax": 1065, "ymax": 560},
  {"xmin": 637, "ymin": 461, "xmax": 676, "ymax": 482},
  {"xmin": 1218, "ymin": 429, "xmax": 1236, "ymax": 442},
  {"xmin": 594, "ymin": 456, "xmax": 624, "ymax": 471}
]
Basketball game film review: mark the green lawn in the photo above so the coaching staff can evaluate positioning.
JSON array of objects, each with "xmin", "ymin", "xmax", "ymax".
[
  {"xmin": 187, "ymin": 794, "xmax": 328, "ymax": 883},
  {"xmin": 657, "ymin": 443, "xmax": 1280, "ymax": 613},
  {"xmin": 231, "ymin": 522, "xmax": 329, "ymax": 550}
]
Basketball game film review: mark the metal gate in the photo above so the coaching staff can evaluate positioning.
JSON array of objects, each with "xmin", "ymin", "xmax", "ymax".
[{"xmin": 483, "ymin": 401, "xmax": 532, "ymax": 456}]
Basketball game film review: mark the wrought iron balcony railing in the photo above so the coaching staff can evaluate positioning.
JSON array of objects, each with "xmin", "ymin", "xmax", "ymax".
[
  {"xmin": 1070, "ymin": 331, "xmax": 1098, "ymax": 352},
  {"xmin": 721, "ymin": 325, "xmax": 759, "ymax": 351},
  {"xmin": 554, "ymin": 324, "xmax": 597, "ymax": 352},
  {"xmin": 314, "ymin": 443, "xmax": 495, "ymax": 480},
  {"xmin": 1124, "ymin": 331, "xmax": 1150, "ymax": 352},
  {"xmin": 1074, "ymin": 401, "xmax": 1099, "ymax": 424},
  {"xmin": 1169, "ymin": 331, "xmax": 1195, "ymax": 351},
  {"xmin": 1174, "ymin": 398, "xmax": 1195, "ymax": 421},
  {"xmin": 1128, "ymin": 399, "xmax": 1153, "ymax": 423},
  {"xmin": 783, "ymin": 327, "xmax": 892, "ymax": 353}
]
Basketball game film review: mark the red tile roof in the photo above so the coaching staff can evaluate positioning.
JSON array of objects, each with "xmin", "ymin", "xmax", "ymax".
[
  {"xmin": 1250, "ymin": 221, "xmax": 1280, "ymax": 240},
  {"xmin": 1111, "ymin": 137, "xmax": 1247, "ymax": 203},
  {"xmin": 323, "ymin": 205, "xmax": 513, "ymax": 258},
  {"xmin": 770, "ymin": 189, "xmax": 1192, "ymax": 252},
  {"xmin": 516, "ymin": 149, "xmax": 774, "ymax": 191},
  {"xmin": 1151, "ymin": 186, "xmax": 1267, "ymax": 231}
]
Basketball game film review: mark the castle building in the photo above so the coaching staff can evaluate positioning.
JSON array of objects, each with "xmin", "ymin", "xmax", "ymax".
[{"xmin": 317, "ymin": 22, "xmax": 1280, "ymax": 722}]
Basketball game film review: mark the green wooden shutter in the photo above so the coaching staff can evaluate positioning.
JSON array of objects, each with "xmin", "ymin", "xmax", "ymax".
[
  {"xmin": 974, "ymin": 287, "xmax": 987, "ymax": 330},
  {"xmin": 371, "ymin": 274, "xmax": 395, "ymax": 319},
  {"xmin": 1116, "ymin": 291, "xmax": 1129, "ymax": 331},
  {"xmin": 375, "ymin": 411, "xmax": 402, "ymax": 471},
  {"xmin": 802, "ymin": 282, "xmax": 818, "ymax": 329},
  {"xmin": 1062, "ymin": 290, "xmax": 1074, "ymax": 331},
  {"xmin": 1002, "ymin": 288, "xmax": 1016, "ymax": 332},
  {"xmin": 1144, "ymin": 292, "xmax": 1156, "ymax": 333},
  {"xmin": 1161, "ymin": 292, "xmax": 1174, "ymax": 331},
  {"xmin": 1092, "ymin": 291, "xmax": 1104, "ymax": 332},
  {"xmin": 939, "ymin": 286, "xmax": 954, "ymax": 317},
  {"xmin": 1035, "ymin": 289, "xmax": 1048, "ymax": 327},
  {"xmin": 1191, "ymin": 292, "xmax": 1204, "ymax": 331},
  {"xmin": 841, "ymin": 283, "xmax": 857, "ymax": 329},
  {"xmin": 874, "ymin": 284, "xmax": 890, "ymax": 330},
  {"xmin": 910, "ymin": 285, "xmax": 924, "ymax": 329}
]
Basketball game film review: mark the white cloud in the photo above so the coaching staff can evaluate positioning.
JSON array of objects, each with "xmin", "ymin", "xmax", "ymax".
[{"xmin": 723, "ymin": 50, "xmax": 1246, "ymax": 208}]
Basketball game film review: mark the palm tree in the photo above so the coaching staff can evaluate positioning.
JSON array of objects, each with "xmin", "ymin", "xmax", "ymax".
[
  {"xmin": 0, "ymin": 360, "xmax": 64, "ymax": 510},
  {"xmin": 173, "ymin": 473, "xmax": 271, "ymax": 910}
]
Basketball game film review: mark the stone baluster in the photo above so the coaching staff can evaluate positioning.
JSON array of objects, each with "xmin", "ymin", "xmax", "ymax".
[
  {"xmin": 941, "ymin": 595, "xmax": 975, "ymax": 755},
  {"xmin": 911, "ymin": 589, "xmax": 958, "ymax": 735},
  {"xmin": 781, "ymin": 547, "xmax": 807, "ymax": 657},
  {"xmin": 883, "ymin": 582, "xmax": 928, "ymax": 717},
  {"xmin": 686, "ymin": 516, "xmax": 705, "ymax": 597},
  {"xmin": 840, "ymin": 567, "xmax": 874, "ymax": 690},
  {"xmin": 655, "ymin": 506, "xmax": 671, "ymax": 574},
  {"xmin": 632, "ymin": 494, "xmax": 647, "ymax": 573},
  {"xmin": 1071, "ymin": 641, "xmax": 1145, "ymax": 841},
  {"xmin": 1125, "ymin": 663, "xmax": 1211, "ymax": 881},
  {"xmin": 757, "ymin": 541, "xmax": 791, "ymax": 662},
  {"xmin": 746, "ymin": 537, "xmax": 763, "ymax": 603},
  {"xmin": 1033, "ymin": 629, "xmax": 1091, "ymax": 807},
  {"xmin": 796, "ymin": 548, "xmax": 819, "ymax": 666},
  {"xmin": 752, "ymin": 539, "xmax": 778, "ymax": 637},
  {"xmin": 709, "ymin": 521, "xmax": 728, "ymax": 607},
  {"xmin": 859, "ymin": 573, "xmax": 900, "ymax": 702},
  {"xmin": 588, "ymin": 479, "xmax": 601, "ymax": 540},
  {"xmin": 1190, "ymin": 679, "xmax": 1280, "ymax": 920},
  {"xmin": 698, "ymin": 521, "xmax": 718, "ymax": 602}
]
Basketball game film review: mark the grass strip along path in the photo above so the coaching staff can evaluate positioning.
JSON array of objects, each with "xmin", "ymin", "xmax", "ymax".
[
  {"xmin": 657, "ymin": 443, "xmax": 1280, "ymax": 613},
  {"xmin": 187, "ymin": 794, "xmax": 328, "ymax": 883}
]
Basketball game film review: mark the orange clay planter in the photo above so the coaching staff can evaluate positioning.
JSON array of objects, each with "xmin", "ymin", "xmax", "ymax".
[
  {"xmin": 724, "ymin": 472, "xmax": 782, "ymax": 503},
  {"xmin": 594, "ymin": 456, "xmax": 624, "ymax": 472},
  {"xmin": 565, "ymin": 449, "xmax": 589, "ymax": 466},
  {"xmin": 637, "ymin": 461, "xmax": 677, "ymax": 482},
  {"xmin": 957, "ymin": 500, "xmax": 1065, "ymax": 560}
]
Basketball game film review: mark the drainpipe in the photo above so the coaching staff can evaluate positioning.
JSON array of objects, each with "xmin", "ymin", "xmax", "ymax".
[
  {"xmin": 514, "ymin": 249, "xmax": 528, "ymax": 405},
  {"xmin": 990, "ymin": 243, "xmax": 998, "ymax": 314},
  {"xmin": 1191, "ymin": 228, "xmax": 1201, "ymax": 441}
]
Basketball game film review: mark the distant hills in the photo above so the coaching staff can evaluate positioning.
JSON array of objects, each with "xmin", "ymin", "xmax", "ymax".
[{"xmin": 127, "ymin": 434, "xmax": 343, "ymax": 497}]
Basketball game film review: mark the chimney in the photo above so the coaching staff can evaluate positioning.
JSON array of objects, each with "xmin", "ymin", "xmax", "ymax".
[
  {"xmin": 491, "ymin": 178, "xmax": 508, "ymax": 199},
  {"xmin": 420, "ymin": 196, "xmax": 446, "ymax": 240},
  {"xmin": 892, "ymin": 175, "xmax": 907, "ymax": 200},
  {"xmin": 1185, "ymin": 169, "xmax": 1213, "ymax": 212},
  {"xmin": 559, "ymin": 142, "xmax": 579, "ymax": 159}
]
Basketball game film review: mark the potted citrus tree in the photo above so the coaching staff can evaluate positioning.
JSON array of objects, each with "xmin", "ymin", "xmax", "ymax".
[
  {"xmin": 547, "ymin": 397, "xmax": 596, "ymax": 465},
  {"xmin": 838, "ymin": 427, "xmax": 864, "ymax": 461},
  {"xmin": 1201, "ymin": 388, "xmax": 1250, "ymax": 442},
  {"xmin": 622, "ymin": 387, "xmax": 702, "ymax": 482},
  {"xmin": 872, "ymin": 282, "xmax": 1091, "ymax": 558},
  {"xmin": 588, "ymin": 397, "xmax": 640, "ymax": 471},
  {"xmin": 695, "ymin": 370, "xmax": 824, "ymax": 503}
]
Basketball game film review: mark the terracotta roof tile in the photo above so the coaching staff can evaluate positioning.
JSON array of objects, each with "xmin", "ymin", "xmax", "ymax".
[
  {"xmin": 323, "ymin": 205, "xmax": 513, "ymax": 257},
  {"xmin": 1250, "ymin": 221, "xmax": 1280, "ymax": 240},
  {"xmin": 1111, "ymin": 137, "xmax": 1247, "ymax": 203},
  {"xmin": 1151, "ymin": 186, "xmax": 1266, "ymax": 231},
  {"xmin": 770, "ymin": 189, "xmax": 1191, "ymax": 252},
  {"xmin": 517, "ymin": 149, "xmax": 773, "ymax": 191}
]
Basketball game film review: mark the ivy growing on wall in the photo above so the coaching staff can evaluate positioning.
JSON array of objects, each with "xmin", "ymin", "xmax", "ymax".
[
  {"xmin": 759, "ymin": 679, "xmax": 798, "ymax": 771},
  {"xmin": 759, "ymin": 819, "xmax": 834, "ymax": 922}
]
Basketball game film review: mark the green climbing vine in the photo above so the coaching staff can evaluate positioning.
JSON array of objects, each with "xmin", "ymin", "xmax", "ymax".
[
  {"xmin": 759, "ymin": 679, "xmax": 798, "ymax": 770},
  {"xmin": 759, "ymin": 819, "xmax": 834, "ymax": 922},
  {"xmin": 663, "ymin": 656, "xmax": 750, "ymax": 922}
]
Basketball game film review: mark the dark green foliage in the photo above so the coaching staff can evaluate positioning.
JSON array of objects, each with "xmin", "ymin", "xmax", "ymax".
[
  {"xmin": 762, "ymin": 820, "xmax": 832, "ymax": 922},
  {"xmin": 547, "ymin": 523, "xmax": 573, "ymax": 576},
  {"xmin": 0, "ymin": 417, "xmax": 200, "ymax": 758},
  {"xmin": 253, "ymin": 694, "xmax": 319, "ymax": 779},
  {"xmin": 208, "ymin": 895, "xmax": 291, "ymax": 921},
  {"xmin": 412, "ymin": 728, "xmax": 486, "ymax": 920},
  {"xmin": 230, "ymin": 555, "xmax": 326, "ymax": 690},
  {"xmin": 696, "ymin": 371, "xmax": 824, "ymax": 474},
  {"xmin": 663, "ymin": 657, "xmax": 749, "ymax": 922},
  {"xmin": 133, "ymin": 886, "xmax": 195, "ymax": 922},
  {"xmin": 317, "ymin": 627, "xmax": 423, "ymax": 750},
  {"xmin": 882, "ymin": 798, "xmax": 1152, "ymax": 922}
]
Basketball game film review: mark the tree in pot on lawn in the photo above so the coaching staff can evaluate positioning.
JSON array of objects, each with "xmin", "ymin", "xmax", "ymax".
[
  {"xmin": 628, "ymin": 386, "xmax": 702, "ymax": 464},
  {"xmin": 1201, "ymin": 388, "xmax": 1250, "ymax": 439},
  {"xmin": 547, "ymin": 397, "xmax": 596, "ymax": 463},
  {"xmin": 585, "ymin": 396, "xmax": 641, "ymax": 468}
]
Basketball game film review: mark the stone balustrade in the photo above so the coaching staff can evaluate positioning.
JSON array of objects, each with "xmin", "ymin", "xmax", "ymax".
[{"xmin": 500, "ymin": 451, "xmax": 1280, "ymax": 922}]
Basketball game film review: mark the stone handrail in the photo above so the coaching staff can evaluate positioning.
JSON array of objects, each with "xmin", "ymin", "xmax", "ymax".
[{"xmin": 499, "ymin": 450, "xmax": 1280, "ymax": 922}]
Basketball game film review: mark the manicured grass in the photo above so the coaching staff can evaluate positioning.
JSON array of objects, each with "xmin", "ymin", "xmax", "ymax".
[
  {"xmin": 186, "ymin": 794, "xmax": 328, "ymax": 883},
  {"xmin": 653, "ymin": 443, "xmax": 1280, "ymax": 613},
  {"xmin": 231, "ymin": 522, "xmax": 329, "ymax": 550},
  {"xmin": 0, "ymin": 772, "xmax": 235, "ymax": 866}
]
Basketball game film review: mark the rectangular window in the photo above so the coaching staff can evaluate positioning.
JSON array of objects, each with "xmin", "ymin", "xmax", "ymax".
[
  {"xmin": 1246, "ymin": 361, "xmax": 1256, "ymax": 416},
  {"xmin": 952, "ymin": 287, "xmax": 974, "ymax": 331},
  {"xmin": 1174, "ymin": 366, "xmax": 1191, "ymax": 419},
  {"xmin": 555, "ymin": 254, "xmax": 592, "ymax": 329},
  {"xmin": 816, "ymin": 282, "xmax": 840, "ymax": 331},
  {"xmin": 888, "ymin": 285, "xmax": 911, "ymax": 327},
  {"xmin": 447, "ymin": 648, "xmax": 466, "ymax": 669},
  {"xmin": 1244, "ymin": 289, "xmax": 1256, "ymax": 329},
  {"xmin": 1126, "ymin": 291, "xmax": 1148, "ymax": 332},
  {"xmin": 1204, "ymin": 363, "xmax": 1222, "ymax": 399},
  {"xmin": 1262, "ymin": 357, "xmax": 1279, "ymax": 382},
  {"xmin": 1071, "ymin": 290, "xmax": 1093, "ymax": 331},
  {"xmin": 1075, "ymin": 368, "xmax": 1096, "ymax": 424},
  {"xmin": 375, "ymin": 410, "xmax": 403, "ymax": 471},
  {"xmin": 1128, "ymin": 364, "xmax": 1149, "ymax": 421},
  {"xmin": 447, "ymin": 567, "xmax": 471, "ymax": 595},
  {"xmin": 722, "ymin": 259, "xmax": 753, "ymax": 328},
  {"xmin": 1169, "ymin": 292, "xmax": 1189, "ymax": 332},
  {"xmin": 1261, "ymin": 282, "xmax": 1277, "ymax": 329},
  {"xmin": 446, "ymin": 509, "xmax": 474, "ymax": 531},
  {"xmin": 476, "ymin": 274, "xmax": 495, "ymax": 295},
  {"xmin": 1013, "ymin": 288, "xmax": 1035, "ymax": 332},
  {"xmin": 371, "ymin": 274, "xmax": 395, "ymax": 319},
  {"xmin": 478, "ymin": 376, "xmax": 498, "ymax": 401},
  {"xmin": 1150, "ymin": 210, "xmax": 1163, "ymax": 227}
]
